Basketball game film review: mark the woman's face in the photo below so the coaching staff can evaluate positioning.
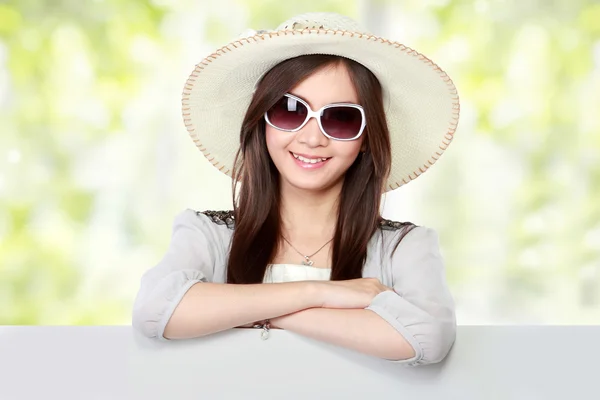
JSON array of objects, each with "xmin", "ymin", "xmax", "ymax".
[{"xmin": 265, "ymin": 63, "xmax": 365, "ymax": 193}]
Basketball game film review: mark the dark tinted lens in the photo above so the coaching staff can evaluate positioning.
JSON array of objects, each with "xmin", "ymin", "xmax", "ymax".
[
  {"xmin": 321, "ymin": 106, "xmax": 363, "ymax": 139},
  {"xmin": 266, "ymin": 96, "xmax": 308, "ymax": 130}
]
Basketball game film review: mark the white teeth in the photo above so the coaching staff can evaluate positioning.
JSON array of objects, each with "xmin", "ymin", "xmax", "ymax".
[{"xmin": 291, "ymin": 153, "xmax": 329, "ymax": 164}]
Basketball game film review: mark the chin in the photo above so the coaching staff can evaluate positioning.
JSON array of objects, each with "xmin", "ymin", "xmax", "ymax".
[{"xmin": 283, "ymin": 173, "xmax": 342, "ymax": 193}]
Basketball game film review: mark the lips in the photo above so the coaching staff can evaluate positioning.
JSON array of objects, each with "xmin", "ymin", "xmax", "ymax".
[
  {"xmin": 289, "ymin": 151, "xmax": 331, "ymax": 169},
  {"xmin": 290, "ymin": 152, "xmax": 331, "ymax": 163}
]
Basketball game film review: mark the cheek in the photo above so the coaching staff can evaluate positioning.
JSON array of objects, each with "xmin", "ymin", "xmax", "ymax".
[
  {"xmin": 265, "ymin": 126, "xmax": 278, "ymax": 158},
  {"xmin": 265, "ymin": 126, "xmax": 291, "ymax": 167},
  {"xmin": 265, "ymin": 126, "xmax": 284, "ymax": 153},
  {"xmin": 334, "ymin": 138, "xmax": 363, "ymax": 163}
]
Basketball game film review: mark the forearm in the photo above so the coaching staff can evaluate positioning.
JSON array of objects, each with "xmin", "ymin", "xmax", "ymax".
[
  {"xmin": 164, "ymin": 281, "xmax": 320, "ymax": 339},
  {"xmin": 273, "ymin": 308, "xmax": 416, "ymax": 361}
]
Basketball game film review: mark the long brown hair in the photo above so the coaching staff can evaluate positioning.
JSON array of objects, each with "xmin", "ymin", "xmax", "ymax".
[{"xmin": 227, "ymin": 54, "xmax": 410, "ymax": 283}]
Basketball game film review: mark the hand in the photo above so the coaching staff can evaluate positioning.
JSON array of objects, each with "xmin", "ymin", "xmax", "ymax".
[{"xmin": 315, "ymin": 278, "xmax": 394, "ymax": 309}]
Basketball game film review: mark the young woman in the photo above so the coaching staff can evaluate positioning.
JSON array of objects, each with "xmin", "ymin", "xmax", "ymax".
[{"xmin": 132, "ymin": 12, "xmax": 460, "ymax": 367}]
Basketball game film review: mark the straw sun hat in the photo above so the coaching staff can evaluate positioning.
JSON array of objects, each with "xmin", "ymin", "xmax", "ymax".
[{"xmin": 181, "ymin": 12, "xmax": 460, "ymax": 191}]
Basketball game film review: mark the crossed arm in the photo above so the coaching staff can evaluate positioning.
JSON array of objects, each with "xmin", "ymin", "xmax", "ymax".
[
  {"xmin": 269, "ymin": 308, "xmax": 416, "ymax": 361},
  {"xmin": 157, "ymin": 280, "xmax": 416, "ymax": 362}
]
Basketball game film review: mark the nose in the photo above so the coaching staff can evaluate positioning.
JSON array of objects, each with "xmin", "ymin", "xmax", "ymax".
[{"xmin": 296, "ymin": 115, "xmax": 328, "ymax": 148}]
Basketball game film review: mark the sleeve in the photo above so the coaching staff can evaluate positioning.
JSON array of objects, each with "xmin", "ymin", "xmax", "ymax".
[
  {"xmin": 131, "ymin": 209, "xmax": 219, "ymax": 341},
  {"xmin": 365, "ymin": 226, "xmax": 456, "ymax": 366}
]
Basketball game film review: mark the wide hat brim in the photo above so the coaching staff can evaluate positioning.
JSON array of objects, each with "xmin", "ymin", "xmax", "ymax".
[{"xmin": 182, "ymin": 13, "xmax": 460, "ymax": 192}]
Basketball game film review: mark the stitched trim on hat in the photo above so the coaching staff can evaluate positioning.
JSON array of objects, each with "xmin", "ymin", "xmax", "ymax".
[{"xmin": 181, "ymin": 28, "xmax": 460, "ymax": 190}]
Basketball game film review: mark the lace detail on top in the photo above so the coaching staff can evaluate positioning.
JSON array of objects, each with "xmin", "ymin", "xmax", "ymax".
[
  {"xmin": 197, "ymin": 209, "xmax": 412, "ymax": 231},
  {"xmin": 379, "ymin": 218, "xmax": 414, "ymax": 231},
  {"xmin": 197, "ymin": 210, "xmax": 235, "ymax": 229}
]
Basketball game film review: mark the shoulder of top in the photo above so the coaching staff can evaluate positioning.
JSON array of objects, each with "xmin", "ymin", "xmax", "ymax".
[
  {"xmin": 378, "ymin": 217, "xmax": 416, "ymax": 231},
  {"xmin": 195, "ymin": 209, "xmax": 235, "ymax": 230},
  {"xmin": 193, "ymin": 211, "xmax": 413, "ymax": 232}
]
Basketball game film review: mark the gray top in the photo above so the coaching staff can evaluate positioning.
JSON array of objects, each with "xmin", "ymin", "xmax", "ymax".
[{"xmin": 132, "ymin": 209, "xmax": 456, "ymax": 366}]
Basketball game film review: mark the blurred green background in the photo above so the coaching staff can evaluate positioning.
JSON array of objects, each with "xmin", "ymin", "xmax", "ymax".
[{"xmin": 1, "ymin": 0, "xmax": 599, "ymax": 325}]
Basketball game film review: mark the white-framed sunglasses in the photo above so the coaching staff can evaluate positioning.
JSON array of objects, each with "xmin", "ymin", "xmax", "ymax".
[{"xmin": 264, "ymin": 93, "xmax": 367, "ymax": 141}]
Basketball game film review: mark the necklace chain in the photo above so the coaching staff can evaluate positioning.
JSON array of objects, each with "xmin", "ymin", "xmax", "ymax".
[{"xmin": 281, "ymin": 235, "xmax": 333, "ymax": 266}]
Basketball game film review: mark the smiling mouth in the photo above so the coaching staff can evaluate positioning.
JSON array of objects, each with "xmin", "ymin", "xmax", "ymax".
[{"xmin": 290, "ymin": 152, "xmax": 332, "ymax": 164}]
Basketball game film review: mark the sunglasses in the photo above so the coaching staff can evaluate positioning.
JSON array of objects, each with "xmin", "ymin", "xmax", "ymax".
[{"xmin": 264, "ymin": 93, "xmax": 366, "ymax": 141}]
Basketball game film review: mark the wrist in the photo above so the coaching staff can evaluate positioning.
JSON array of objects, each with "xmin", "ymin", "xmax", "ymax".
[
  {"xmin": 270, "ymin": 315, "xmax": 285, "ymax": 329},
  {"xmin": 303, "ymin": 281, "xmax": 326, "ymax": 308}
]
